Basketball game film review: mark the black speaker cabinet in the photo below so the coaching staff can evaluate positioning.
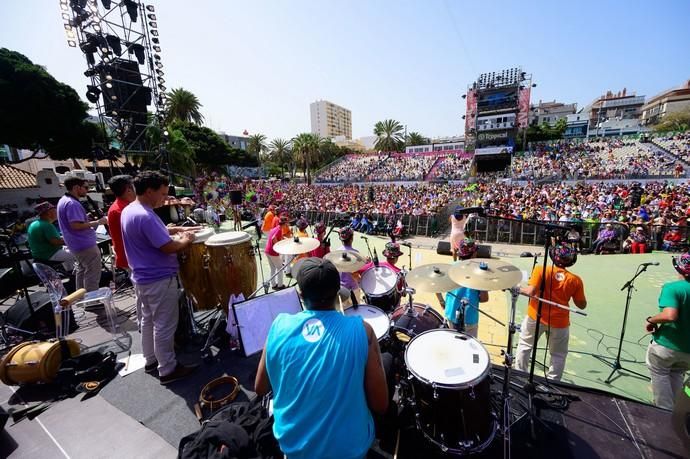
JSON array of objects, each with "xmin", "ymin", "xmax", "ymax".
[
  {"xmin": 436, "ymin": 241, "xmax": 492, "ymax": 258},
  {"xmin": 437, "ymin": 241, "xmax": 452, "ymax": 256},
  {"xmin": 4, "ymin": 292, "xmax": 77, "ymax": 334}
]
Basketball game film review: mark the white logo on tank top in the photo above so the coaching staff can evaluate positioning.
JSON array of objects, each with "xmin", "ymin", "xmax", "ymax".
[
  {"xmin": 555, "ymin": 272, "xmax": 565, "ymax": 282},
  {"xmin": 302, "ymin": 318, "xmax": 325, "ymax": 343}
]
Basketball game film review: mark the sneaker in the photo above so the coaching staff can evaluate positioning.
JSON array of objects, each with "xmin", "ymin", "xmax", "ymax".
[
  {"xmin": 159, "ymin": 363, "xmax": 198, "ymax": 385},
  {"xmin": 144, "ymin": 361, "xmax": 158, "ymax": 374}
]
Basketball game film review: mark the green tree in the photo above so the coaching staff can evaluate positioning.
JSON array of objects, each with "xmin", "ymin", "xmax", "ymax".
[
  {"xmin": 653, "ymin": 109, "xmax": 690, "ymax": 133},
  {"xmin": 165, "ymin": 88, "xmax": 204, "ymax": 125},
  {"xmin": 269, "ymin": 138, "xmax": 291, "ymax": 178},
  {"xmin": 0, "ymin": 48, "xmax": 103, "ymax": 160},
  {"xmin": 373, "ymin": 119, "xmax": 405, "ymax": 152},
  {"xmin": 172, "ymin": 121, "xmax": 234, "ymax": 170},
  {"xmin": 292, "ymin": 133, "xmax": 324, "ymax": 184},
  {"xmin": 247, "ymin": 133, "xmax": 268, "ymax": 166},
  {"xmin": 406, "ymin": 131, "xmax": 428, "ymax": 146}
]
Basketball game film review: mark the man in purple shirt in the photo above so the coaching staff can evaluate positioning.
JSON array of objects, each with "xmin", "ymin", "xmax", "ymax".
[
  {"xmin": 57, "ymin": 177, "xmax": 107, "ymax": 292},
  {"xmin": 592, "ymin": 223, "xmax": 617, "ymax": 254},
  {"xmin": 121, "ymin": 171, "xmax": 199, "ymax": 385}
]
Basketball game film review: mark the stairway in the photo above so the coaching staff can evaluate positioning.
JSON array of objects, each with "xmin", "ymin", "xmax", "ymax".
[{"xmin": 424, "ymin": 155, "xmax": 446, "ymax": 180}]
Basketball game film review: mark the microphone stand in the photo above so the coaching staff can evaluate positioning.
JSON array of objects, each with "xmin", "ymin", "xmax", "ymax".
[
  {"xmin": 595, "ymin": 264, "xmax": 651, "ymax": 383},
  {"xmin": 362, "ymin": 236, "xmax": 374, "ymax": 261},
  {"xmin": 254, "ymin": 238, "xmax": 268, "ymax": 295}
]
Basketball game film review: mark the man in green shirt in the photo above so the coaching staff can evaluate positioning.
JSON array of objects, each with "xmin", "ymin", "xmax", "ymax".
[
  {"xmin": 645, "ymin": 251, "xmax": 690, "ymax": 410},
  {"xmin": 27, "ymin": 202, "xmax": 75, "ymax": 272}
]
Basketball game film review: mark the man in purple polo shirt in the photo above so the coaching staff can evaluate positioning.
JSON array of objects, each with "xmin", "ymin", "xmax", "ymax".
[
  {"xmin": 121, "ymin": 171, "xmax": 199, "ymax": 385},
  {"xmin": 57, "ymin": 177, "xmax": 107, "ymax": 292}
]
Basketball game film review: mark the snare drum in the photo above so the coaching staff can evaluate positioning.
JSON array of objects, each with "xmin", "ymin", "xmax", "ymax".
[
  {"xmin": 205, "ymin": 231, "xmax": 258, "ymax": 310},
  {"xmin": 390, "ymin": 303, "xmax": 445, "ymax": 345},
  {"xmin": 344, "ymin": 305, "xmax": 390, "ymax": 345},
  {"xmin": 360, "ymin": 266, "xmax": 401, "ymax": 312},
  {"xmin": 178, "ymin": 228, "xmax": 216, "ymax": 310},
  {"xmin": 404, "ymin": 329, "xmax": 496, "ymax": 455}
]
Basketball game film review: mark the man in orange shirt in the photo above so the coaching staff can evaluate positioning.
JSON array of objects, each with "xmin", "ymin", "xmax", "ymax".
[
  {"xmin": 516, "ymin": 243, "xmax": 587, "ymax": 381},
  {"xmin": 261, "ymin": 204, "xmax": 276, "ymax": 238}
]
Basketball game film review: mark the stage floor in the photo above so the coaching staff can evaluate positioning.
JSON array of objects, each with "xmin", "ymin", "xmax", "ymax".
[{"xmin": 0, "ymin": 225, "xmax": 685, "ymax": 457}]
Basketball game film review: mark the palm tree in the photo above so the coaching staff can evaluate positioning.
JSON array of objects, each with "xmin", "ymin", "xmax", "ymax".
[
  {"xmin": 164, "ymin": 88, "xmax": 204, "ymax": 125},
  {"xmin": 374, "ymin": 119, "xmax": 405, "ymax": 152},
  {"xmin": 406, "ymin": 131, "xmax": 428, "ymax": 147},
  {"xmin": 247, "ymin": 133, "xmax": 267, "ymax": 166},
  {"xmin": 269, "ymin": 138, "xmax": 291, "ymax": 178},
  {"xmin": 292, "ymin": 133, "xmax": 323, "ymax": 185}
]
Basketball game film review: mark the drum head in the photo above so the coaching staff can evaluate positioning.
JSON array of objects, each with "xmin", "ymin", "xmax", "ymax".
[
  {"xmin": 192, "ymin": 228, "xmax": 215, "ymax": 244},
  {"xmin": 344, "ymin": 305, "xmax": 389, "ymax": 340},
  {"xmin": 205, "ymin": 231, "xmax": 252, "ymax": 246},
  {"xmin": 405, "ymin": 329, "xmax": 490, "ymax": 388},
  {"xmin": 361, "ymin": 266, "xmax": 398, "ymax": 294}
]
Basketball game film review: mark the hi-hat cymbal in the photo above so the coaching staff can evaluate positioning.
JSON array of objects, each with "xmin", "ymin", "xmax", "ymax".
[
  {"xmin": 273, "ymin": 237, "xmax": 320, "ymax": 255},
  {"xmin": 406, "ymin": 263, "xmax": 459, "ymax": 293},
  {"xmin": 448, "ymin": 258, "xmax": 522, "ymax": 291},
  {"xmin": 325, "ymin": 250, "xmax": 367, "ymax": 273}
]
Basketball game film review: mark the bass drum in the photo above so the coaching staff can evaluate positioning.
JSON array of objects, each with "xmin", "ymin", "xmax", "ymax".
[
  {"xmin": 360, "ymin": 266, "xmax": 401, "ymax": 312},
  {"xmin": 0, "ymin": 340, "xmax": 80, "ymax": 385},
  {"xmin": 404, "ymin": 329, "xmax": 496, "ymax": 455},
  {"xmin": 178, "ymin": 228, "xmax": 216, "ymax": 310},
  {"xmin": 205, "ymin": 231, "xmax": 257, "ymax": 311}
]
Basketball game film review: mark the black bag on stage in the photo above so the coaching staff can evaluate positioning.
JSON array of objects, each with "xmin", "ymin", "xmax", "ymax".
[
  {"xmin": 178, "ymin": 396, "xmax": 281, "ymax": 459},
  {"xmin": 55, "ymin": 350, "xmax": 117, "ymax": 393}
]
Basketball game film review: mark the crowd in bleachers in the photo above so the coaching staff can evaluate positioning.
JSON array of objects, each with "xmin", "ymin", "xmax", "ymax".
[
  {"xmin": 316, "ymin": 153, "xmax": 384, "ymax": 182},
  {"xmin": 372, "ymin": 154, "xmax": 438, "ymax": 181},
  {"xmin": 511, "ymin": 139, "xmax": 679, "ymax": 181},
  {"xmin": 655, "ymin": 132, "xmax": 690, "ymax": 166},
  {"xmin": 428, "ymin": 154, "xmax": 472, "ymax": 180}
]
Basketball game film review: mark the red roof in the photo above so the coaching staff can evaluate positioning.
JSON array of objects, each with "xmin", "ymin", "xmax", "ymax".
[{"xmin": 0, "ymin": 164, "xmax": 37, "ymax": 189}]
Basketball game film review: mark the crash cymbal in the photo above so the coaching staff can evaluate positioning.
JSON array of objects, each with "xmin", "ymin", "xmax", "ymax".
[
  {"xmin": 325, "ymin": 250, "xmax": 367, "ymax": 273},
  {"xmin": 448, "ymin": 258, "xmax": 522, "ymax": 291},
  {"xmin": 273, "ymin": 237, "xmax": 320, "ymax": 255},
  {"xmin": 406, "ymin": 263, "xmax": 459, "ymax": 293}
]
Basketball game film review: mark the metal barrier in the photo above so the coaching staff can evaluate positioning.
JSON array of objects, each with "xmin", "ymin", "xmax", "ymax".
[
  {"xmin": 290, "ymin": 210, "xmax": 440, "ymax": 237},
  {"xmin": 464, "ymin": 216, "xmax": 690, "ymax": 253}
]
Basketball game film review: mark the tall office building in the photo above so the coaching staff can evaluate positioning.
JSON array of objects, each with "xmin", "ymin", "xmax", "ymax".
[{"xmin": 310, "ymin": 100, "xmax": 352, "ymax": 139}]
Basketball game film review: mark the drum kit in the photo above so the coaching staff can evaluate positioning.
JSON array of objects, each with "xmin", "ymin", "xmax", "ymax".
[{"xmin": 324, "ymin": 251, "xmax": 584, "ymax": 457}]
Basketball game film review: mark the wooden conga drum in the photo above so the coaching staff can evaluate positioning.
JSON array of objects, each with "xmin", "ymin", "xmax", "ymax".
[
  {"xmin": 205, "ymin": 231, "xmax": 257, "ymax": 311},
  {"xmin": 0, "ymin": 339, "xmax": 80, "ymax": 385},
  {"xmin": 178, "ymin": 228, "xmax": 217, "ymax": 310}
]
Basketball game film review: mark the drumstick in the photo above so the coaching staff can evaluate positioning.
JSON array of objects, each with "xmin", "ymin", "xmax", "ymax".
[
  {"xmin": 59, "ymin": 288, "xmax": 87, "ymax": 308},
  {"xmin": 393, "ymin": 428, "xmax": 401, "ymax": 459}
]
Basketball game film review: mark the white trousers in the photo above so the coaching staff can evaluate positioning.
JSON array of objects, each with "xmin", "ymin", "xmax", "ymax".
[
  {"xmin": 516, "ymin": 316, "xmax": 570, "ymax": 381},
  {"xmin": 267, "ymin": 255, "xmax": 284, "ymax": 288},
  {"xmin": 646, "ymin": 340, "xmax": 690, "ymax": 410},
  {"xmin": 135, "ymin": 276, "xmax": 179, "ymax": 377}
]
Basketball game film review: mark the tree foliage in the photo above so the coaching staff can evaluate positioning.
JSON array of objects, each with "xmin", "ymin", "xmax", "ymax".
[
  {"xmin": 247, "ymin": 133, "xmax": 268, "ymax": 164},
  {"xmin": 172, "ymin": 121, "xmax": 256, "ymax": 170},
  {"xmin": 652, "ymin": 109, "xmax": 690, "ymax": 133},
  {"xmin": 0, "ymin": 48, "xmax": 103, "ymax": 160},
  {"xmin": 517, "ymin": 118, "xmax": 568, "ymax": 150},
  {"xmin": 165, "ymin": 88, "xmax": 204, "ymax": 125},
  {"xmin": 269, "ymin": 138, "xmax": 291, "ymax": 178},
  {"xmin": 406, "ymin": 131, "xmax": 428, "ymax": 146},
  {"xmin": 373, "ymin": 119, "xmax": 405, "ymax": 152}
]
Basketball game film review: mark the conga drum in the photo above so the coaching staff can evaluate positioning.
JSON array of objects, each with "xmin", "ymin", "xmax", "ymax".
[
  {"xmin": 178, "ymin": 228, "xmax": 216, "ymax": 310},
  {"xmin": 205, "ymin": 231, "xmax": 257, "ymax": 311},
  {"xmin": 0, "ymin": 339, "xmax": 80, "ymax": 385}
]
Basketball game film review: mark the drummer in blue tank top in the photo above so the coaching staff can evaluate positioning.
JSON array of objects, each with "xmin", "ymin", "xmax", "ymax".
[{"xmin": 255, "ymin": 257, "xmax": 388, "ymax": 459}]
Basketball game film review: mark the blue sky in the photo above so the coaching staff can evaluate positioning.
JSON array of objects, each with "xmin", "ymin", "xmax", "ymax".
[{"xmin": 1, "ymin": 0, "xmax": 689, "ymax": 140}]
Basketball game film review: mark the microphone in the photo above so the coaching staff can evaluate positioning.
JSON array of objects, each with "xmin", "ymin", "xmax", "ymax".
[
  {"xmin": 400, "ymin": 242, "xmax": 412, "ymax": 248},
  {"xmin": 373, "ymin": 248, "xmax": 380, "ymax": 267},
  {"xmin": 640, "ymin": 262, "xmax": 660, "ymax": 267}
]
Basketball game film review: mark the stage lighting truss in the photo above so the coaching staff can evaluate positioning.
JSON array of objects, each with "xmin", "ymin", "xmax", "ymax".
[{"xmin": 59, "ymin": 0, "xmax": 166, "ymax": 157}]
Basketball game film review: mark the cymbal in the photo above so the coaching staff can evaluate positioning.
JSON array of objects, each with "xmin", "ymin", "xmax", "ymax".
[
  {"xmin": 448, "ymin": 259, "xmax": 522, "ymax": 291},
  {"xmin": 325, "ymin": 250, "xmax": 367, "ymax": 273},
  {"xmin": 406, "ymin": 263, "xmax": 459, "ymax": 293},
  {"xmin": 273, "ymin": 237, "xmax": 320, "ymax": 255}
]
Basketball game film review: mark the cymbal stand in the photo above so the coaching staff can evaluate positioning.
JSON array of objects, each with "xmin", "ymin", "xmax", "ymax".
[
  {"xmin": 253, "ymin": 238, "xmax": 267, "ymax": 295},
  {"xmin": 445, "ymin": 291, "xmax": 506, "ymax": 329},
  {"xmin": 500, "ymin": 287, "xmax": 521, "ymax": 459},
  {"xmin": 362, "ymin": 236, "xmax": 374, "ymax": 261}
]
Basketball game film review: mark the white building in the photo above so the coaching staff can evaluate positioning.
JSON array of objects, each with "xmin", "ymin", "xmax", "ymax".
[{"xmin": 310, "ymin": 100, "xmax": 352, "ymax": 140}]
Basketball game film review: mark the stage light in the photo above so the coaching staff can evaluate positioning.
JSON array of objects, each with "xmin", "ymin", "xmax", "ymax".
[
  {"xmin": 154, "ymin": 54, "xmax": 161, "ymax": 60},
  {"xmin": 149, "ymin": 21, "xmax": 157, "ymax": 28},
  {"xmin": 101, "ymin": 0, "xmax": 111, "ymax": 9},
  {"xmin": 64, "ymin": 23, "xmax": 72, "ymax": 30},
  {"xmin": 110, "ymin": 94, "xmax": 117, "ymax": 100},
  {"xmin": 147, "ymin": 13, "xmax": 156, "ymax": 20},
  {"xmin": 156, "ymin": 70, "xmax": 164, "ymax": 77},
  {"xmin": 157, "ymin": 77, "xmax": 165, "ymax": 84},
  {"xmin": 129, "ymin": 43, "xmax": 145, "ymax": 64},
  {"xmin": 68, "ymin": 40, "xmax": 77, "ymax": 47},
  {"xmin": 60, "ymin": 3, "xmax": 69, "ymax": 11},
  {"xmin": 93, "ymin": 24, "xmax": 101, "ymax": 32},
  {"xmin": 105, "ymin": 74, "xmax": 113, "ymax": 80},
  {"xmin": 151, "ymin": 37, "xmax": 159, "ymax": 44},
  {"xmin": 66, "ymin": 29, "xmax": 76, "ymax": 39},
  {"xmin": 70, "ymin": 0, "xmax": 88, "ymax": 11},
  {"xmin": 150, "ymin": 29, "xmax": 159, "ymax": 37},
  {"xmin": 105, "ymin": 35, "xmax": 121, "ymax": 55},
  {"xmin": 110, "ymin": 110, "xmax": 118, "ymax": 116},
  {"xmin": 461, "ymin": 94, "xmax": 466, "ymax": 99},
  {"xmin": 123, "ymin": 0, "xmax": 138, "ymax": 22},
  {"xmin": 462, "ymin": 115, "xmax": 466, "ymax": 120},
  {"xmin": 153, "ymin": 45, "xmax": 161, "ymax": 52},
  {"xmin": 62, "ymin": 13, "xmax": 70, "ymax": 20},
  {"xmin": 159, "ymin": 85, "xmax": 166, "ymax": 92},
  {"xmin": 103, "ymin": 56, "xmax": 111, "ymax": 63},
  {"xmin": 146, "ymin": 5, "xmax": 155, "ymax": 12},
  {"xmin": 86, "ymin": 85, "xmax": 101, "ymax": 103},
  {"xmin": 104, "ymin": 82, "xmax": 113, "ymax": 89},
  {"xmin": 155, "ymin": 61, "xmax": 163, "ymax": 69},
  {"xmin": 84, "ymin": 68, "xmax": 97, "ymax": 77}
]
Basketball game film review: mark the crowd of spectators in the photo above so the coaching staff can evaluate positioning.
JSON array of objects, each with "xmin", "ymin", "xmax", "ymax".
[
  {"xmin": 655, "ymin": 132, "xmax": 690, "ymax": 166},
  {"xmin": 316, "ymin": 153, "xmax": 384, "ymax": 183},
  {"xmin": 428, "ymin": 154, "xmax": 472, "ymax": 180},
  {"xmin": 512, "ymin": 139, "xmax": 679, "ymax": 181},
  {"xmin": 372, "ymin": 154, "xmax": 438, "ymax": 181}
]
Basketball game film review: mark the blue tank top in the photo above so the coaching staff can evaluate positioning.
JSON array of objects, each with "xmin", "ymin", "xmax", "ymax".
[
  {"xmin": 445, "ymin": 286, "xmax": 480, "ymax": 326},
  {"xmin": 265, "ymin": 310, "xmax": 373, "ymax": 459}
]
